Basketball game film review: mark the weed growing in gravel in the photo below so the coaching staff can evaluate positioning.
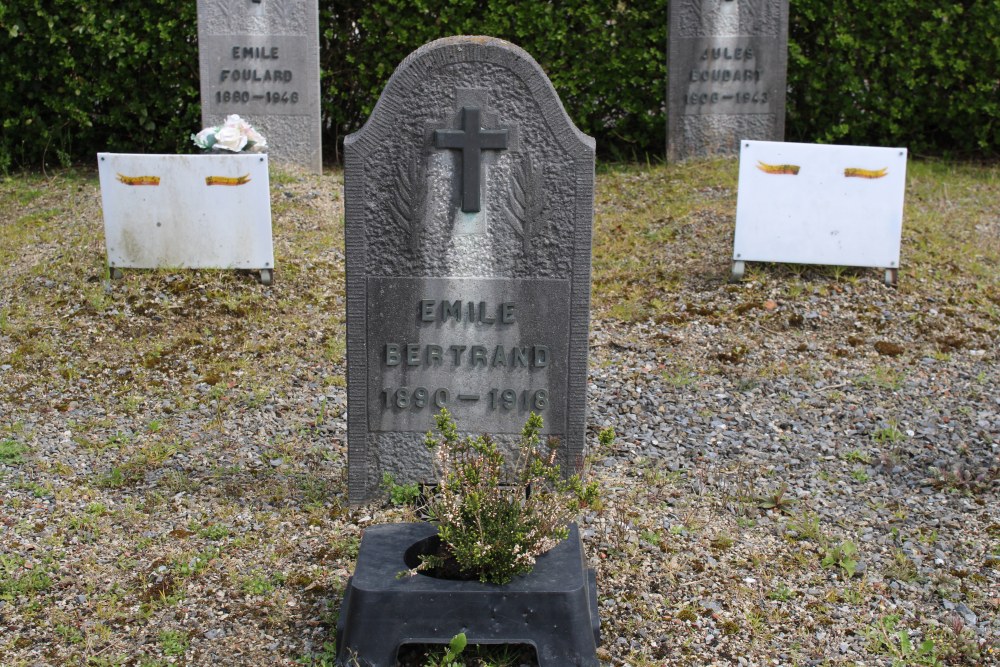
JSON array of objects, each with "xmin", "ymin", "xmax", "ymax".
[
  {"xmin": 925, "ymin": 462, "xmax": 996, "ymax": 494},
  {"xmin": 662, "ymin": 365, "xmax": 697, "ymax": 387},
  {"xmin": 194, "ymin": 522, "xmax": 230, "ymax": 540},
  {"xmin": 11, "ymin": 477, "xmax": 51, "ymax": 498},
  {"xmin": 172, "ymin": 545, "xmax": 222, "ymax": 578},
  {"xmin": 865, "ymin": 614, "xmax": 940, "ymax": 666},
  {"xmin": 756, "ymin": 482, "xmax": 797, "ymax": 512},
  {"xmin": 0, "ymin": 554, "xmax": 53, "ymax": 600},
  {"xmin": 296, "ymin": 641, "xmax": 339, "ymax": 667},
  {"xmin": 639, "ymin": 529, "xmax": 662, "ymax": 547},
  {"xmin": 842, "ymin": 449, "xmax": 871, "ymax": 464},
  {"xmin": 54, "ymin": 623, "xmax": 84, "ymax": 644},
  {"xmin": 821, "ymin": 541, "xmax": 859, "ymax": 578},
  {"xmin": 786, "ymin": 510, "xmax": 824, "ymax": 541},
  {"xmin": 710, "ymin": 533, "xmax": 735, "ymax": 550},
  {"xmin": 382, "ymin": 472, "xmax": 421, "ymax": 507}
]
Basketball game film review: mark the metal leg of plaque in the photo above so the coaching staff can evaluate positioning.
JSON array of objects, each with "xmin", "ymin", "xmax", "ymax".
[{"xmin": 730, "ymin": 260, "xmax": 746, "ymax": 283}]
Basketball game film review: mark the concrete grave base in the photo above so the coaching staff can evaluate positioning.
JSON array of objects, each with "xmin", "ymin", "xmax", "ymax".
[{"xmin": 335, "ymin": 522, "xmax": 600, "ymax": 666}]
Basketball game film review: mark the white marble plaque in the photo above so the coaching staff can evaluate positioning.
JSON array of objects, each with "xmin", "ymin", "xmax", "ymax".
[
  {"xmin": 98, "ymin": 153, "xmax": 273, "ymax": 271},
  {"xmin": 734, "ymin": 141, "xmax": 907, "ymax": 269}
]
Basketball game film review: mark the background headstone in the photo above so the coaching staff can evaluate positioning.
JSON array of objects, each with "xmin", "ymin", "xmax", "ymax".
[
  {"xmin": 667, "ymin": 0, "xmax": 790, "ymax": 161},
  {"xmin": 345, "ymin": 36, "xmax": 595, "ymax": 503},
  {"xmin": 197, "ymin": 0, "xmax": 322, "ymax": 173}
]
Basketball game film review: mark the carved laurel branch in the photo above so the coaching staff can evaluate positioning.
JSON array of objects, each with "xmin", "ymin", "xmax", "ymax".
[
  {"xmin": 217, "ymin": 0, "xmax": 244, "ymax": 32},
  {"xmin": 741, "ymin": 0, "xmax": 761, "ymax": 33},
  {"xmin": 678, "ymin": 1, "xmax": 699, "ymax": 35},
  {"xmin": 216, "ymin": 0, "xmax": 305, "ymax": 34},
  {"xmin": 388, "ymin": 156, "xmax": 428, "ymax": 253},
  {"xmin": 268, "ymin": 0, "xmax": 307, "ymax": 33},
  {"xmin": 505, "ymin": 154, "xmax": 547, "ymax": 255},
  {"xmin": 689, "ymin": 0, "xmax": 704, "ymax": 27}
]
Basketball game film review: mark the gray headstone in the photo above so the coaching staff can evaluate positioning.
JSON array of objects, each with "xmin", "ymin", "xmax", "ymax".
[
  {"xmin": 667, "ymin": 0, "xmax": 790, "ymax": 161},
  {"xmin": 197, "ymin": 0, "xmax": 322, "ymax": 173},
  {"xmin": 345, "ymin": 36, "xmax": 595, "ymax": 503}
]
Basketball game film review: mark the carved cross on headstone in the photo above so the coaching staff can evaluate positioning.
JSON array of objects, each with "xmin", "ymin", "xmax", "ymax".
[{"xmin": 433, "ymin": 107, "xmax": 510, "ymax": 213}]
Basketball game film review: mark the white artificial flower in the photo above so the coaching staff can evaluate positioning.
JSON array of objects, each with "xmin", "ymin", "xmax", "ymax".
[
  {"xmin": 191, "ymin": 127, "xmax": 217, "ymax": 150},
  {"xmin": 223, "ymin": 114, "xmax": 267, "ymax": 149},
  {"xmin": 222, "ymin": 114, "xmax": 246, "ymax": 129},
  {"xmin": 214, "ymin": 125, "xmax": 247, "ymax": 152},
  {"xmin": 245, "ymin": 127, "xmax": 267, "ymax": 148}
]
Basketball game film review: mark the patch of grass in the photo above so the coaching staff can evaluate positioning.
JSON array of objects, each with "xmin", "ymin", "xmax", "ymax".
[
  {"xmin": 767, "ymin": 582, "xmax": 793, "ymax": 601},
  {"xmin": 857, "ymin": 367, "xmax": 906, "ymax": 391},
  {"xmin": 172, "ymin": 545, "xmax": 222, "ymax": 578},
  {"xmin": 11, "ymin": 477, "xmax": 51, "ymax": 498},
  {"xmin": 0, "ymin": 438, "xmax": 28, "ymax": 464},
  {"xmin": 786, "ymin": 510, "xmax": 824, "ymax": 542},
  {"xmin": 662, "ymin": 364, "xmax": 697, "ymax": 388},
  {"xmin": 851, "ymin": 468, "xmax": 870, "ymax": 483},
  {"xmin": 55, "ymin": 623, "xmax": 85, "ymax": 644},
  {"xmin": 158, "ymin": 630, "xmax": 189, "ymax": 656},
  {"xmin": 873, "ymin": 422, "xmax": 906, "ymax": 445},
  {"xmin": 842, "ymin": 449, "xmax": 871, "ymax": 464},
  {"xmin": 0, "ymin": 554, "xmax": 54, "ymax": 600},
  {"xmin": 241, "ymin": 570, "xmax": 286, "ymax": 596},
  {"xmin": 640, "ymin": 529, "xmax": 662, "ymax": 547},
  {"xmin": 195, "ymin": 522, "xmax": 230, "ymax": 541},
  {"xmin": 710, "ymin": 533, "xmax": 735, "ymax": 550},
  {"xmin": 592, "ymin": 160, "xmax": 737, "ymax": 321},
  {"xmin": 95, "ymin": 466, "xmax": 140, "ymax": 489},
  {"xmin": 884, "ymin": 550, "xmax": 922, "ymax": 583}
]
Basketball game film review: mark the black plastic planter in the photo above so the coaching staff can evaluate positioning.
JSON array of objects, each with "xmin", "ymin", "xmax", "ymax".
[{"xmin": 335, "ymin": 522, "xmax": 600, "ymax": 666}]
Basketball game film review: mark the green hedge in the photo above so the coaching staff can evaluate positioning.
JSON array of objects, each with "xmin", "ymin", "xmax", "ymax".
[
  {"xmin": 320, "ymin": 1, "xmax": 667, "ymax": 163},
  {"xmin": 1, "ymin": 1, "xmax": 997, "ymax": 170},
  {"xmin": 787, "ymin": 0, "xmax": 1000, "ymax": 156},
  {"xmin": 0, "ymin": 1, "xmax": 200, "ymax": 172}
]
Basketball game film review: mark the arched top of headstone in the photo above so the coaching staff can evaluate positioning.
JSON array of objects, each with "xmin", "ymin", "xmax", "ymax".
[{"xmin": 346, "ymin": 35, "xmax": 594, "ymax": 158}]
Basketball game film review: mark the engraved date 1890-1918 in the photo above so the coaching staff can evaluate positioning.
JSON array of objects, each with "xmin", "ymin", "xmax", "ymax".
[{"xmin": 382, "ymin": 387, "xmax": 549, "ymax": 412}]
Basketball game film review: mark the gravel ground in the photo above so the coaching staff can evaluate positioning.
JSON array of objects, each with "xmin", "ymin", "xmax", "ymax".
[{"xmin": 0, "ymin": 163, "xmax": 997, "ymax": 666}]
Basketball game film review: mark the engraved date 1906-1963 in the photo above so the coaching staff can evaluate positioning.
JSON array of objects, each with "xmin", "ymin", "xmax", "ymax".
[{"xmin": 382, "ymin": 387, "xmax": 549, "ymax": 412}]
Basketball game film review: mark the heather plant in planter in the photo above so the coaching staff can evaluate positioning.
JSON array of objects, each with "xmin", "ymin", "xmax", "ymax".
[
  {"xmin": 417, "ymin": 408, "xmax": 597, "ymax": 585},
  {"xmin": 336, "ymin": 408, "xmax": 603, "ymax": 664}
]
